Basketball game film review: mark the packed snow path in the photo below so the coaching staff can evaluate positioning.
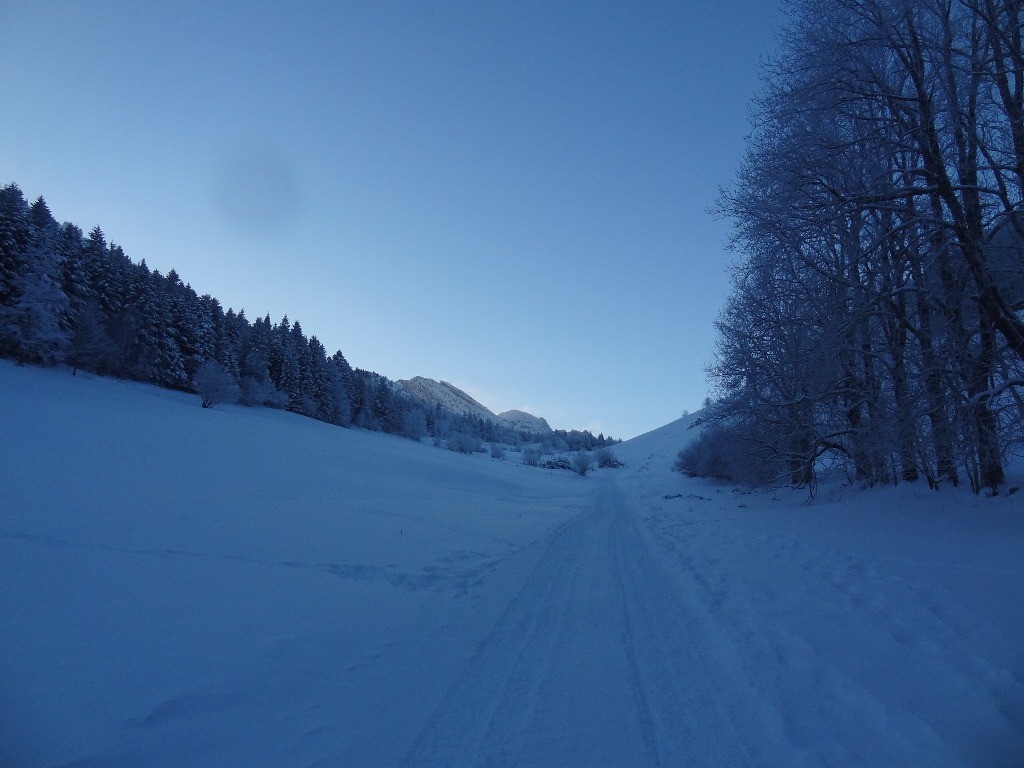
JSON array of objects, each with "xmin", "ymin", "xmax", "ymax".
[
  {"xmin": 407, "ymin": 473, "xmax": 1024, "ymax": 767},
  {"xmin": 403, "ymin": 478, "xmax": 796, "ymax": 767}
]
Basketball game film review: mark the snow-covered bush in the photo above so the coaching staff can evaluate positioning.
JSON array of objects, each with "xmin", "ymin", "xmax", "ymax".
[
  {"xmin": 522, "ymin": 446, "xmax": 542, "ymax": 466},
  {"xmin": 595, "ymin": 448, "xmax": 622, "ymax": 468},
  {"xmin": 239, "ymin": 375, "xmax": 290, "ymax": 410},
  {"xmin": 446, "ymin": 433, "xmax": 483, "ymax": 454},
  {"xmin": 571, "ymin": 452, "xmax": 590, "ymax": 476},
  {"xmin": 489, "ymin": 444, "xmax": 506, "ymax": 459},
  {"xmin": 675, "ymin": 428, "xmax": 733, "ymax": 479},
  {"xmin": 194, "ymin": 360, "xmax": 239, "ymax": 408},
  {"xmin": 675, "ymin": 426, "xmax": 781, "ymax": 485},
  {"xmin": 239, "ymin": 375, "xmax": 273, "ymax": 407},
  {"xmin": 542, "ymin": 457, "xmax": 573, "ymax": 471}
]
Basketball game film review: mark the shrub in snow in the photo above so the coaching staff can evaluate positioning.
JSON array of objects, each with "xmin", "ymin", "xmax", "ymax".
[
  {"xmin": 239, "ymin": 375, "xmax": 273, "ymax": 407},
  {"xmin": 675, "ymin": 425, "xmax": 781, "ymax": 485},
  {"xmin": 595, "ymin": 448, "xmax": 623, "ymax": 468},
  {"xmin": 522, "ymin": 446, "xmax": 542, "ymax": 466},
  {"xmin": 571, "ymin": 452, "xmax": 591, "ymax": 476},
  {"xmin": 239, "ymin": 375, "xmax": 290, "ymax": 410},
  {"xmin": 542, "ymin": 457, "xmax": 573, "ymax": 472},
  {"xmin": 675, "ymin": 428, "xmax": 732, "ymax": 479},
  {"xmin": 194, "ymin": 360, "xmax": 239, "ymax": 408},
  {"xmin": 489, "ymin": 444, "xmax": 506, "ymax": 459},
  {"xmin": 446, "ymin": 433, "xmax": 483, "ymax": 454}
]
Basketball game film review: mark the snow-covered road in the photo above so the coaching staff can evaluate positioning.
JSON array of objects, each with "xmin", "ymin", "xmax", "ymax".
[
  {"xmin": 405, "ymin": 465, "xmax": 1024, "ymax": 767},
  {"xmin": 405, "ymin": 479, "xmax": 661, "ymax": 766},
  {"xmin": 404, "ymin": 478, "xmax": 797, "ymax": 767}
]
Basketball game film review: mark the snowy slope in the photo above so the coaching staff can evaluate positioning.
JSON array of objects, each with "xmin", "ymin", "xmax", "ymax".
[
  {"xmin": 2, "ymin": 361, "xmax": 1023, "ymax": 767},
  {"xmin": 609, "ymin": 409, "xmax": 705, "ymax": 473}
]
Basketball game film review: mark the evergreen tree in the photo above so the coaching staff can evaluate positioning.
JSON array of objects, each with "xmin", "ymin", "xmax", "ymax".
[
  {"xmin": 0, "ymin": 195, "xmax": 70, "ymax": 363},
  {"xmin": 67, "ymin": 299, "xmax": 116, "ymax": 375},
  {"xmin": 55, "ymin": 222, "xmax": 88, "ymax": 329},
  {"xmin": 1, "ymin": 248, "xmax": 70, "ymax": 364},
  {"xmin": 0, "ymin": 183, "xmax": 30, "ymax": 310}
]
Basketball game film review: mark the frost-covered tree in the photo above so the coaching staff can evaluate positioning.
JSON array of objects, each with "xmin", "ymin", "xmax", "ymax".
[
  {"xmin": 1, "ymin": 247, "xmax": 70, "ymax": 364},
  {"xmin": 710, "ymin": 0, "xmax": 1024, "ymax": 493},
  {"xmin": 194, "ymin": 359, "xmax": 239, "ymax": 408},
  {"xmin": 0, "ymin": 196, "xmax": 71, "ymax": 363},
  {"xmin": 0, "ymin": 184, "xmax": 29, "ymax": 309}
]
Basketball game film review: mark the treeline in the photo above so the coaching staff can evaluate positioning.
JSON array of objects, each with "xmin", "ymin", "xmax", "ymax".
[
  {"xmin": 690, "ymin": 0, "xmax": 1023, "ymax": 493},
  {"xmin": 0, "ymin": 183, "xmax": 612, "ymax": 451}
]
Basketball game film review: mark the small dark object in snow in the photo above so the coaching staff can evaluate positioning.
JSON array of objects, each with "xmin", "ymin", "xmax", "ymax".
[
  {"xmin": 1007, "ymin": 486, "xmax": 1019, "ymax": 496},
  {"xmin": 663, "ymin": 493, "xmax": 683, "ymax": 499}
]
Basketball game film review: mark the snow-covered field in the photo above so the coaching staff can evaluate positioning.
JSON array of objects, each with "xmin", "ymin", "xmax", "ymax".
[{"xmin": 1, "ymin": 360, "xmax": 1022, "ymax": 767}]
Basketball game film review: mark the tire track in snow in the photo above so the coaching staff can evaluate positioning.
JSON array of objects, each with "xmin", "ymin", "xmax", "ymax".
[
  {"xmin": 401, "ymin": 478, "xmax": 798, "ymax": 767},
  {"xmin": 606, "ymin": 481, "xmax": 800, "ymax": 767},
  {"xmin": 400, "ymin": 506, "xmax": 593, "ymax": 767}
]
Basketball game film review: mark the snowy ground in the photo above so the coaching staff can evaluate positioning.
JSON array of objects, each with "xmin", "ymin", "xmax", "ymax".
[{"xmin": 1, "ymin": 360, "xmax": 1022, "ymax": 767}]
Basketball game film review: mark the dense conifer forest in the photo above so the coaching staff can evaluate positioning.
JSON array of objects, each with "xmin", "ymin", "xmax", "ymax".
[{"xmin": 0, "ymin": 183, "xmax": 613, "ymax": 453}]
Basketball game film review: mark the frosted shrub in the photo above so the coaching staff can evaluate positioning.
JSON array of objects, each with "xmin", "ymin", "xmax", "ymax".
[
  {"xmin": 542, "ymin": 457, "xmax": 573, "ymax": 471},
  {"xmin": 239, "ymin": 375, "xmax": 273, "ymax": 407},
  {"xmin": 194, "ymin": 360, "xmax": 239, "ymax": 409},
  {"xmin": 446, "ymin": 433, "xmax": 483, "ymax": 454},
  {"xmin": 522, "ymin": 446, "xmax": 542, "ymax": 466},
  {"xmin": 595, "ymin": 448, "xmax": 622, "ymax": 468},
  {"xmin": 571, "ymin": 452, "xmax": 591, "ymax": 476},
  {"xmin": 675, "ymin": 426, "xmax": 781, "ymax": 485},
  {"xmin": 675, "ymin": 428, "xmax": 732, "ymax": 480}
]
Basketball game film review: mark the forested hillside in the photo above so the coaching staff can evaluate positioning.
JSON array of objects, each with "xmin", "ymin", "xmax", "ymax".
[
  {"xmin": 697, "ymin": 0, "xmax": 1024, "ymax": 494},
  {"xmin": 0, "ymin": 184, "xmax": 610, "ymax": 451}
]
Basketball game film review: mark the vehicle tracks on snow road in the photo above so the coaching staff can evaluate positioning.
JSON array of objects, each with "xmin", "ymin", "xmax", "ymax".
[{"xmin": 401, "ymin": 478, "xmax": 798, "ymax": 768}]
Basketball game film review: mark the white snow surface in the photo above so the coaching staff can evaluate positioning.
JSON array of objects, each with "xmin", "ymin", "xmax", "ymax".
[{"xmin": 1, "ymin": 360, "xmax": 1022, "ymax": 767}]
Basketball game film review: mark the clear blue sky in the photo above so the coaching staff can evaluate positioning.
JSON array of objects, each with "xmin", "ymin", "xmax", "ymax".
[{"xmin": 1, "ymin": 1, "xmax": 784, "ymax": 439}]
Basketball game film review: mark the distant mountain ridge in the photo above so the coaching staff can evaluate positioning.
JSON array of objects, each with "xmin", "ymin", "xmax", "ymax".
[
  {"xmin": 497, "ymin": 409, "xmax": 552, "ymax": 435},
  {"xmin": 396, "ymin": 377, "xmax": 496, "ymax": 423},
  {"xmin": 397, "ymin": 377, "xmax": 552, "ymax": 434}
]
